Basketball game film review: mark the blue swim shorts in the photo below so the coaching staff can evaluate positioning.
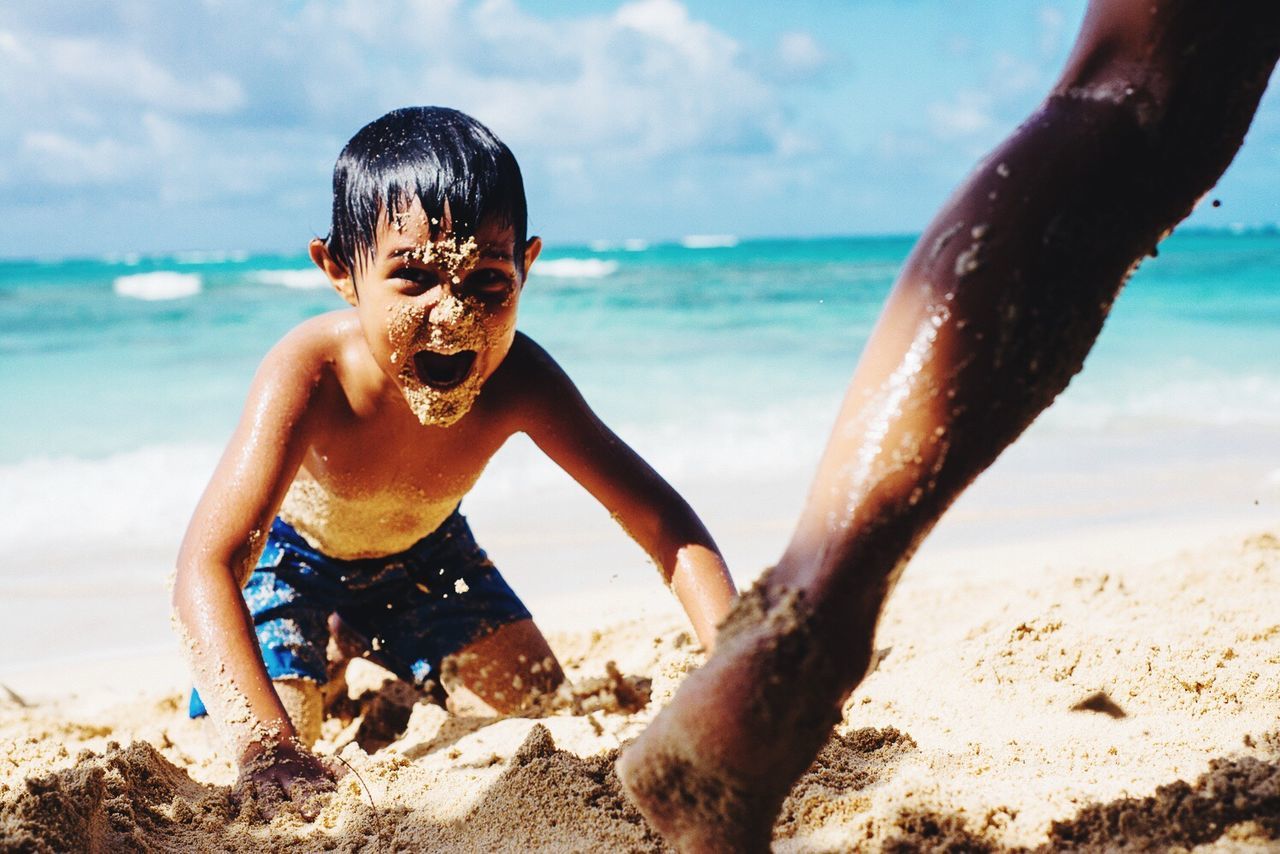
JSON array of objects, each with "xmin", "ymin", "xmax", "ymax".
[{"xmin": 189, "ymin": 508, "xmax": 531, "ymax": 717}]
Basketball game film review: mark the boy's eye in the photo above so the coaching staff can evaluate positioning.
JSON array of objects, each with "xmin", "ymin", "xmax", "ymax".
[
  {"xmin": 392, "ymin": 267, "xmax": 439, "ymax": 294},
  {"xmin": 465, "ymin": 268, "xmax": 514, "ymax": 298}
]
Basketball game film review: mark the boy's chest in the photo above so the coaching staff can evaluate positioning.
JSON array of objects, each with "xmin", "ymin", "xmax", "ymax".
[
  {"xmin": 279, "ymin": 412, "xmax": 512, "ymax": 559},
  {"xmin": 301, "ymin": 405, "xmax": 511, "ymax": 500}
]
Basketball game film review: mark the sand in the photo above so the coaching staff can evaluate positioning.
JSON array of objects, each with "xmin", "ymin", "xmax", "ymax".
[{"xmin": 2, "ymin": 526, "xmax": 1278, "ymax": 852}]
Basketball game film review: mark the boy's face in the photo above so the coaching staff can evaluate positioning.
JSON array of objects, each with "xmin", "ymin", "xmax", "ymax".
[{"xmin": 324, "ymin": 199, "xmax": 539, "ymax": 427}]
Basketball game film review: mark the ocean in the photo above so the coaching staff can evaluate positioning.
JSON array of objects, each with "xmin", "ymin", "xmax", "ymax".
[
  {"xmin": 7, "ymin": 231, "xmax": 1280, "ymax": 456},
  {"xmin": 2, "ymin": 231, "xmax": 1279, "ymax": 660}
]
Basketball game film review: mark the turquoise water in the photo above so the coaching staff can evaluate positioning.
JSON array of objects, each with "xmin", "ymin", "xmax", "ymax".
[
  {"xmin": 2, "ymin": 230, "xmax": 1279, "ymax": 474},
  {"xmin": 3, "ymin": 231, "xmax": 1279, "ymax": 465},
  {"xmin": 1, "ymin": 229, "xmax": 1278, "ymax": 606}
]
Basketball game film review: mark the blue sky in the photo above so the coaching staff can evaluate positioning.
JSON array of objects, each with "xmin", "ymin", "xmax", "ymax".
[{"xmin": 2, "ymin": 0, "xmax": 1277, "ymax": 258}]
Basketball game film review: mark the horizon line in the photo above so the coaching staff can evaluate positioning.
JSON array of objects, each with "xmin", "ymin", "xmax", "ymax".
[{"xmin": 2, "ymin": 222, "xmax": 1277, "ymax": 265}]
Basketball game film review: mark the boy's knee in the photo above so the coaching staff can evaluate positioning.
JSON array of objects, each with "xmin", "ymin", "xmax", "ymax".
[
  {"xmin": 274, "ymin": 677, "xmax": 324, "ymax": 748},
  {"xmin": 440, "ymin": 620, "xmax": 566, "ymax": 714}
]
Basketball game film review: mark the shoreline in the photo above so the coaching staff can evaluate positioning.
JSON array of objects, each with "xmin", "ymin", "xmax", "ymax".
[
  {"xmin": 2, "ymin": 509, "xmax": 1270, "ymax": 694},
  {"xmin": 2, "ymin": 416, "xmax": 1276, "ymax": 670}
]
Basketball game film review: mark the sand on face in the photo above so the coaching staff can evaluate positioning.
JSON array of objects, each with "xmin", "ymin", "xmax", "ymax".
[{"xmin": 3, "ymin": 532, "xmax": 1279, "ymax": 851}]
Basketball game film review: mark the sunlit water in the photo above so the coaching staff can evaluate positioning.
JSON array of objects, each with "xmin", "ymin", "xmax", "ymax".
[{"xmin": 2, "ymin": 230, "xmax": 1278, "ymax": 595}]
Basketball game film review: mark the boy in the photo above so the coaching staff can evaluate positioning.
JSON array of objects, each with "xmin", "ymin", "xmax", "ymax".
[{"xmin": 172, "ymin": 106, "xmax": 737, "ymax": 801}]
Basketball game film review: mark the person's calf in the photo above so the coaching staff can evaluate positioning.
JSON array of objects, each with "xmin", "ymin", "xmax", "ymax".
[{"xmin": 619, "ymin": 577, "xmax": 872, "ymax": 853}]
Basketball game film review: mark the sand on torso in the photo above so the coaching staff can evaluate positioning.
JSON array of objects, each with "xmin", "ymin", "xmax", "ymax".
[{"xmin": 278, "ymin": 468, "xmax": 482, "ymax": 560}]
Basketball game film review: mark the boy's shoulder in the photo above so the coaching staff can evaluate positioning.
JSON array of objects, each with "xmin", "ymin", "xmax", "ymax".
[
  {"xmin": 484, "ymin": 332, "xmax": 589, "ymax": 427},
  {"xmin": 263, "ymin": 309, "xmax": 361, "ymax": 370},
  {"xmin": 250, "ymin": 309, "xmax": 366, "ymax": 403},
  {"xmin": 492, "ymin": 331, "xmax": 568, "ymax": 389}
]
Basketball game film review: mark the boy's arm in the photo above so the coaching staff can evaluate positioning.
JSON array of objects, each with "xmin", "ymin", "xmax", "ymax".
[
  {"xmin": 512, "ymin": 337, "xmax": 737, "ymax": 650},
  {"xmin": 171, "ymin": 328, "xmax": 335, "ymax": 796}
]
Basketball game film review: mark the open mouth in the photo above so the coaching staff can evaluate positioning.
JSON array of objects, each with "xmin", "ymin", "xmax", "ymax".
[{"xmin": 413, "ymin": 349, "xmax": 477, "ymax": 390}]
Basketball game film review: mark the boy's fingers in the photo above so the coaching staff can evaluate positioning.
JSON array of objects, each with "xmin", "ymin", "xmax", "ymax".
[
  {"xmin": 325, "ymin": 755, "xmax": 350, "ymax": 781},
  {"xmin": 233, "ymin": 749, "xmax": 339, "ymax": 823},
  {"xmin": 289, "ymin": 788, "xmax": 324, "ymax": 822},
  {"xmin": 231, "ymin": 777, "xmax": 285, "ymax": 822},
  {"xmin": 281, "ymin": 772, "xmax": 336, "ymax": 822}
]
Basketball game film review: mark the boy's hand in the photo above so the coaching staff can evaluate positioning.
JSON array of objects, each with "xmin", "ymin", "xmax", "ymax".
[{"xmin": 236, "ymin": 738, "xmax": 342, "ymax": 821}]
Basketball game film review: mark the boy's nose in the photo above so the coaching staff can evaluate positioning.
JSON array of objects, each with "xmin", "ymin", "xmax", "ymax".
[
  {"xmin": 417, "ymin": 280, "xmax": 448, "ymax": 313},
  {"xmin": 428, "ymin": 291, "xmax": 465, "ymax": 325}
]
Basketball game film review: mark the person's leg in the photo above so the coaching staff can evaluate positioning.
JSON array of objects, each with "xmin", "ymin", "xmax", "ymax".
[
  {"xmin": 441, "ymin": 617, "xmax": 565, "ymax": 714},
  {"xmin": 369, "ymin": 508, "xmax": 566, "ymax": 715},
  {"xmin": 239, "ymin": 542, "xmax": 341, "ymax": 749},
  {"xmin": 275, "ymin": 677, "xmax": 324, "ymax": 747},
  {"xmin": 245, "ymin": 603, "xmax": 333, "ymax": 749},
  {"xmin": 618, "ymin": 2, "xmax": 1280, "ymax": 850}
]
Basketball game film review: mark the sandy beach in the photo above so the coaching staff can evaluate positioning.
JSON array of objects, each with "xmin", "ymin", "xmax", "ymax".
[
  {"xmin": 4, "ymin": 0, "xmax": 1279, "ymax": 847},
  {"xmin": 2, "ymin": 421, "xmax": 1279, "ymax": 852}
]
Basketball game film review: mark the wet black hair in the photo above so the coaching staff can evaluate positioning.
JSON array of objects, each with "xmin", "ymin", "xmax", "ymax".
[{"xmin": 325, "ymin": 106, "xmax": 528, "ymax": 275}]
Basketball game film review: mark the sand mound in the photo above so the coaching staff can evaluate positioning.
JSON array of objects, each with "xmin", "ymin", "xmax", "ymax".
[
  {"xmin": 3, "ymin": 533, "xmax": 1279, "ymax": 851},
  {"xmin": 1, "ymin": 740, "xmax": 225, "ymax": 852},
  {"xmin": 1043, "ymin": 753, "xmax": 1280, "ymax": 852}
]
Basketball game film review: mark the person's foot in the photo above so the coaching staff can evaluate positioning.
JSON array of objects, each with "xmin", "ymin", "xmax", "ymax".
[
  {"xmin": 616, "ymin": 658, "xmax": 779, "ymax": 853},
  {"xmin": 617, "ymin": 583, "xmax": 866, "ymax": 853}
]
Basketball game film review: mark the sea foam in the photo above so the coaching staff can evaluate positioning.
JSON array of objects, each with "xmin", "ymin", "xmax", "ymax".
[
  {"xmin": 681, "ymin": 234, "xmax": 739, "ymax": 249},
  {"xmin": 589, "ymin": 239, "xmax": 649, "ymax": 252},
  {"xmin": 532, "ymin": 258, "xmax": 620, "ymax": 279},
  {"xmin": 1044, "ymin": 372, "xmax": 1280, "ymax": 433},
  {"xmin": 0, "ymin": 444, "xmax": 218, "ymax": 575},
  {"xmin": 173, "ymin": 249, "xmax": 249, "ymax": 264},
  {"xmin": 113, "ymin": 272, "xmax": 202, "ymax": 301},
  {"xmin": 251, "ymin": 269, "xmax": 330, "ymax": 289}
]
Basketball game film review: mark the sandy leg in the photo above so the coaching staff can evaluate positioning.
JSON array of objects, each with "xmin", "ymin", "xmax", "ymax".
[
  {"xmin": 621, "ymin": 7, "xmax": 1280, "ymax": 849},
  {"xmin": 618, "ymin": 581, "xmax": 871, "ymax": 853},
  {"xmin": 442, "ymin": 618, "xmax": 566, "ymax": 714},
  {"xmin": 274, "ymin": 677, "xmax": 323, "ymax": 748}
]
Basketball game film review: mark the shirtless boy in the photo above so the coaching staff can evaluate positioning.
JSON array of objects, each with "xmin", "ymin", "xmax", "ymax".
[{"xmin": 171, "ymin": 106, "xmax": 737, "ymax": 801}]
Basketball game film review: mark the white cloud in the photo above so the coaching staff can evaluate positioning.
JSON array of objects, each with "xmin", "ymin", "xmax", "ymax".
[
  {"xmin": 776, "ymin": 128, "xmax": 819, "ymax": 158},
  {"xmin": 1, "ymin": 0, "xmax": 1274, "ymax": 255},
  {"xmin": 395, "ymin": 0, "xmax": 782, "ymax": 159},
  {"xmin": 771, "ymin": 31, "xmax": 829, "ymax": 82},
  {"xmin": 875, "ymin": 130, "xmax": 935, "ymax": 163},
  {"xmin": 1039, "ymin": 5, "xmax": 1069, "ymax": 57},
  {"xmin": 0, "ymin": 0, "xmax": 790, "ymax": 208},
  {"xmin": 944, "ymin": 35, "xmax": 975, "ymax": 58},
  {"xmin": 921, "ymin": 47, "xmax": 1050, "ymax": 146},
  {"xmin": 615, "ymin": 0, "xmax": 719, "ymax": 58},
  {"xmin": 991, "ymin": 51, "xmax": 1041, "ymax": 96},
  {"xmin": 45, "ymin": 37, "xmax": 244, "ymax": 114},
  {"xmin": 21, "ymin": 131, "xmax": 142, "ymax": 184},
  {"xmin": 2, "ymin": 29, "xmax": 243, "ymax": 117},
  {"xmin": 0, "ymin": 29, "xmax": 32, "ymax": 61},
  {"xmin": 927, "ymin": 91, "xmax": 995, "ymax": 138}
]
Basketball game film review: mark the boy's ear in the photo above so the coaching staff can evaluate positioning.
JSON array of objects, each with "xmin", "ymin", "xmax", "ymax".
[
  {"xmin": 309, "ymin": 238, "xmax": 358, "ymax": 306},
  {"xmin": 522, "ymin": 236, "xmax": 543, "ymax": 280}
]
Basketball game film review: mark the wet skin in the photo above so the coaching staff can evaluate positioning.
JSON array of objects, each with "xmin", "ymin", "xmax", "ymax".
[
  {"xmin": 618, "ymin": 2, "xmax": 1280, "ymax": 851},
  {"xmin": 171, "ymin": 200, "xmax": 737, "ymax": 806}
]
